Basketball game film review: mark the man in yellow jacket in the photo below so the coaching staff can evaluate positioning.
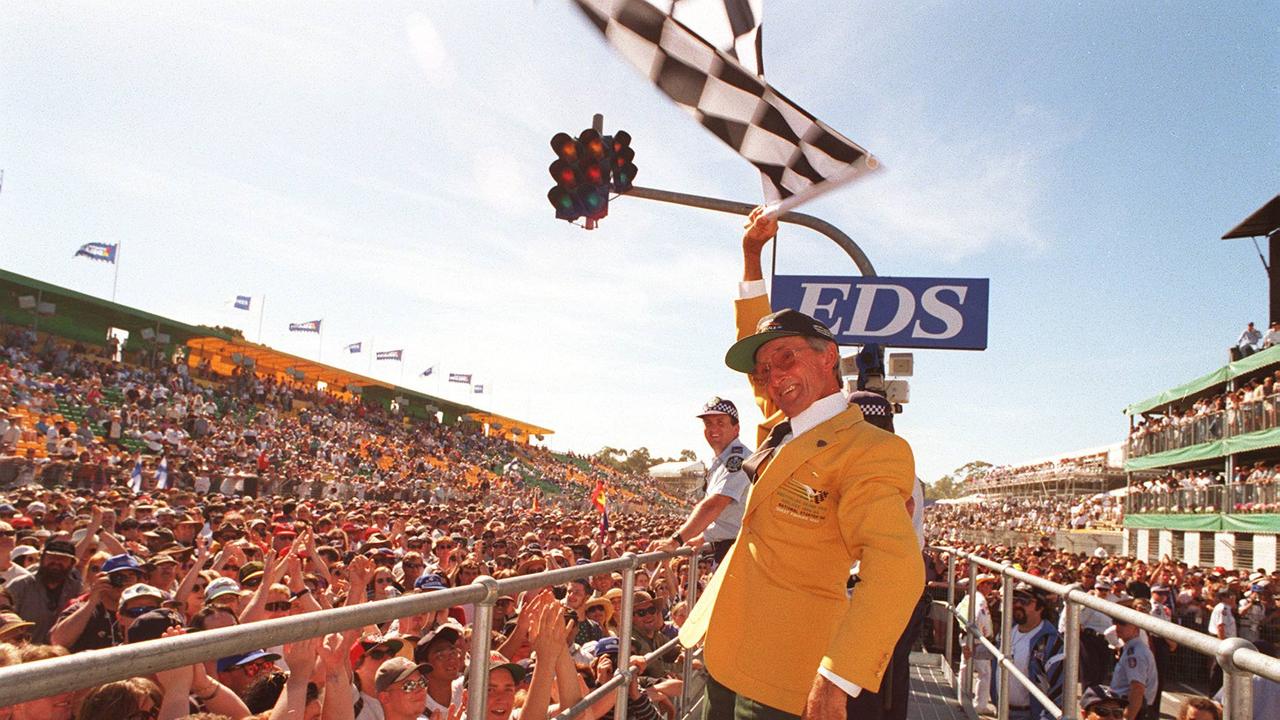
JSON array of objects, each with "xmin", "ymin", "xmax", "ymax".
[{"xmin": 675, "ymin": 208, "xmax": 923, "ymax": 720}]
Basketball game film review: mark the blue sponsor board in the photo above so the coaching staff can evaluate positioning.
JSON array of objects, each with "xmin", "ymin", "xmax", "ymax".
[{"xmin": 771, "ymin": 275, "xmax": 989, "ymax": 350}]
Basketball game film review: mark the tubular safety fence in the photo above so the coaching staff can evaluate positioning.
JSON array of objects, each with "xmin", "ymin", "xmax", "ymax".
[
  {"xmin": 936, "ymin": 546, "xmax": 1280, "ymax": 720},
  {"xmin": 0, "ymin": 547, "xmax": 706, "ymax": 720}
]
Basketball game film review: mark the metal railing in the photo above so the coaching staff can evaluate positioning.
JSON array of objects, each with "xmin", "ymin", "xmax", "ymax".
[
  {"xmin": 937, "ymin": 546, "xmax": 1280, "ymax": 720},
  {"xmin": 0, "ymin": 547, "xmax": 705, "ymax": 719},
  {"xmin": 1125, "ymin": 483, "xmax": 1280, "ymax": 515},
  {"xmin": 1129, "ymin": 396, "xmax": 1280, "ymax": 458}
]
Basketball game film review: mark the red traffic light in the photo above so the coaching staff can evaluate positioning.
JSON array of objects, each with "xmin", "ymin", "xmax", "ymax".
[{"xmin": 549, "ymin": 159, "xmax": 580, "ymax": 187}]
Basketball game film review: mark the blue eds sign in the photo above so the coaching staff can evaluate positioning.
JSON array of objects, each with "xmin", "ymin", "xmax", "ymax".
[{"xmin": 771, "ymin": 276, "xmax": 989, "ymax": 350}]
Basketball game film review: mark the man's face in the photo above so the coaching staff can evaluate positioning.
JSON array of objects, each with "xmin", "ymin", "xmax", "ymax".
[
  {"xmin": 379, "ymin": 674, "xmax": 428, "ymax": 718},
  {"xmin": 425, "ymin": 638, "xmax": 466, "ymax": 680},
  {"xmin": 37, "ymin": 553, "xmax": 75, "ymax": 583},
  {"xmin": 0, "ymin": 523, "xmax": 14, "ymax": 555},
  {"xmin": 487, "ymin": 669, "xmax": 517, "ymax": 718},
  {"xmin": 701, "ymin": 414, "xmax": 739, "ymax": 453},
  {"xmin": 751, "ymin": 337, "xmax": 836, "ymax": 418},
  {"xmin": 633, "ymin": 602, "xmax": 661, "ymax": 634}
]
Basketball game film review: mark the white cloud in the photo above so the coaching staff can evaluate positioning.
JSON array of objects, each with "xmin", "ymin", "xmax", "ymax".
[{"xmin": 832, "ymin": 107, "xmax": 1076, "ymax": 262}]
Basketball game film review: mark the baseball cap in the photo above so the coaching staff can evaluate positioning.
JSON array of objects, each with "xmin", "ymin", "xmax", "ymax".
[
  {"xmin": 126, "ymin": 608, "xmax": 184, "ymax": 643},
  {"xmin": 205, "ymin": 577, "xmax": 244, "ymax": 603},
  {"xmin": 414, "ymin": 573, "xmax": 448, "ymax": 591},
  {"xmin": 588, "ymin": 636, "xmax": 619, "ymax": 658},
  {"xmin": 417, "ymin": 622, "xmax": 464, "ymax": 654},
  {"xmin": 696, "ymin": 397, "xmax": 738, "ymax": 421},
  {"xmin": 374, "ymin": 656, "xmax": 430, "ymax": 693},
  {"xmin": 10, "ymin": 545, "xmax": 38, "ymax": 562},
  {"xmin": 483, "ymin": 651, "xmax": 526, "ymax": 684},
  {"xmin": 103, "ymin": 553, "xmax": 144, "ymax": 575},
  {"xmin": 216, "ymin": 649, "xmax": 282, "ymax": 674},
  {"xmin": 725, "ymin": 308, "xmax": 836, "ymax": 373},
  {"xmin": 26, "ymin": 502, "xmax": 46, "ymax": 515},
  {"xmin": 1080, "ymin": 684, "xmax": 1124, "ymax": 710},
  {"xmin": 120, "ymin": 584, "xmax": 165, "ymax": 605}
]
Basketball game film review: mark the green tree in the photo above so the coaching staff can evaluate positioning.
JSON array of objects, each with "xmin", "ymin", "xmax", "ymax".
[
  {"xmin": 926, "ymin": 460, "xmax": 991, "ymax": 500},
  {"xmin": 678, "ymin": 449, "xmax": 698, "ymax": 462}
]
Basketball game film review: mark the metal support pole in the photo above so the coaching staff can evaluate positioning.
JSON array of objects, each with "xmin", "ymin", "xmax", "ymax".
[
  {"xmin": 680, "ymin": 549, "xmax": 701, "ymax": 714},
  {"xmin": 623, "ymin": 185, "xmax": 877, "ymax": 277},
  {"xmin": 999, "ymin": 575, "xmax": 1014, "ymax": 720},
  {"xmin": 1218, "ymin": 637, "xmax": 1257, "ymax": 720},
  {"xmin": 468, "ymin": 576, "xmax": 500, "ymax": 720},
  {"xmin": 1062, "ymin": 585, "xmax": 1082, "ymax": 720},
  {"xmin": 945, "ymin": 552, "xmax": 957, "ymax": 677},
  {"xmin": 961, "ymin": 560, "xmax": 977, "ymax": 711},
  {"xmin": 614, "ymin": 553, "xmax": 638, "ymax": 720}
]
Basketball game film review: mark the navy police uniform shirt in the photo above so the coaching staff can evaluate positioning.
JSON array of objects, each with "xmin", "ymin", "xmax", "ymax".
[
  {"xmin": 1110, "ymin": 636, "xmax": 1158, "ymax": 706},
  {"xmin": 702, "ymin": 438, "xmax": 751, "ymax": 543}
]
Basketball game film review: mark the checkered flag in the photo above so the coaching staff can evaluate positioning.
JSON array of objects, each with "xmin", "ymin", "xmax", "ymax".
[
  {"xmin": 664, "ymin": 0, "xmax": 764, "ymax": 76},
  {"xmin": 574, "ymin": 0, "xmax": 880, "ymax": 212}
]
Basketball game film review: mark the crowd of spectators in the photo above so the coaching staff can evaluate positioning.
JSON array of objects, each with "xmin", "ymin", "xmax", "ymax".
[
  {"xmin": 1128, "ymin": 372, "xmax": 1280, "ymax": 458},
  {"xmin": 0, "ymin": 325, "xmax": 704, "ymax": 720},
  {"xmin": 924, "ymin": 540, "xmax": 1280, "ymax": 716},
  {"xmin": 968, "ymin": 452, "xmax": 1114, "ymax": 490},
  {"xmin": 925, "ymin": 493, "xmax": 1124, "ymax": 535}
]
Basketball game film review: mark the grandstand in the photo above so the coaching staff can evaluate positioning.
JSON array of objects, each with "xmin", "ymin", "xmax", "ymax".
[
  {"xmin": 0, "ymin": 267, "xmax": 549, "ymax": 443},
  {"xmin": 1123, "ymin": 345, "xmax": 1280, "ymax": 571}
]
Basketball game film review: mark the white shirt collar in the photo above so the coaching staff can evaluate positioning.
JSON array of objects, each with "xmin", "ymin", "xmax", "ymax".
[{"xmin": 788, "ymin": 391, "xmax": 850, "ymax": 439}]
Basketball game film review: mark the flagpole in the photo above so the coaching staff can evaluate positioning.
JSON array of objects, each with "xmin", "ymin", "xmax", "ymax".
[
  {"xmin": 317, "ymin": 321, "xmax": 324, "ymax": 362},
  {"xmin": 257, "ymin": 295, "xmax": 266, "ymax": 343},
  {"xmin": 111, "ymin": 240, "xmax": 122, "ymax": 303},
  {"xmin": 368, "ymin": 336, "xmax": 374, "ymax": 374}
]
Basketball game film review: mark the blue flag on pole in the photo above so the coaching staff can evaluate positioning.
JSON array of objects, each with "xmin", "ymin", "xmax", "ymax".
[
  {"xmin": 156, "ymin": 457, "xmax": 170, "ymax": 490},
  {"xmin": 346, "ymin": 342, "xmax": 362, "ymax": 354},
  {"xmin": 448, "ymin": 373, "xmax": 472, "ymax": 383},
  {"xmin": 376, "ymin": 350, "xmax": 403, "ymax": 361},
  {"xmin": 74, "ymin": 242, "xmax": 118, "ymax": 264},
  {"xmin": 233, "ymin": 295, "xmax": 252, "ymax": 311},
  {"xmin": 129, "ymin": 459, "xmax": 143, "ymax": 494},
  {"xmin": 289, "ymin": 320, "xmax": 322, "ymax": 333}
]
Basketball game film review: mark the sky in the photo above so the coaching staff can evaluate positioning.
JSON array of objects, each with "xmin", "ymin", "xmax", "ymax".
[{"xmin": 1, "ymin": 1, "xmax": 1277, "ymax": 486}]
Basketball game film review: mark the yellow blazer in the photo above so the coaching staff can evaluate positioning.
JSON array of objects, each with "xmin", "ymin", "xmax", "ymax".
[{"xmin": 678, "ymin": 294, "xmax": 924, "ymax": 714}]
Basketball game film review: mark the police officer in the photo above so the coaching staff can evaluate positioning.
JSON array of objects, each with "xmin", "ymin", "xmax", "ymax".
[
  {"xmin": 651, "ymin": 397, "xmax": 751, "ymax": 563},
  {"xmin": 1110, "ymin": 599, "xmax": 1159, "ymax": 720}
]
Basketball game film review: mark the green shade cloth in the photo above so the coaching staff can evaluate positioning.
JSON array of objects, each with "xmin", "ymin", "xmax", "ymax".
[
  {"xmin": 1126, "ymin": 345, "xmax": 1280, "ymax": 416},
  {"xmin": 1123, "ymin": 513, "xmax": 1280, "ymax": 531}
]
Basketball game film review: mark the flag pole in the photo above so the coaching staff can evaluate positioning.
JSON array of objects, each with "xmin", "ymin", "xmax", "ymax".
[
  {"xmin": 368, "ymin": 336, "xmax": 374, "ymax": 374},
  {"xmin": 111, "ymin": 240, "xmax": 122, "ymax": 303},
  {"xmin": 317, "ymin": 321, "xmax": 324, "ymax": 362},
  {"xmin": 257, "ymin": 295, "xmax": 266, "ymax": 343}
]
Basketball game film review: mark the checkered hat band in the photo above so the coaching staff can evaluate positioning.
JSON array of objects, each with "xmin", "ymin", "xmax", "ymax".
[{"xmin": 702, "ymin": 399, "xmax": 738, "ymax": 419}]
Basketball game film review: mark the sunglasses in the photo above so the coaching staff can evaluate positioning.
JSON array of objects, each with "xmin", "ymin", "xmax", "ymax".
[
  {"xmin": 403, "ymin": 563, "xmax": 424, "ymax": 570},
  {"xmin": 121, "ymin": 605, "xmax": 159, "ymax": 618},
  {"xmin": 1090, "ymin": 707, "xmax": 1126, "ymax": 719},
  {"xmin": 586, "ymin": 606, "xmax": 605, "ymax": 614},
  {"xmin": 397, "ymin": 678, "xmax": 427, "ymax": 692},
  {"xmin": 376, "ymin": 578, "xmax": 394, "ymax": 585},
  {"xmin": 365, "ymin": 647, "xmax": 397, "ymax": 661},
  {"xmin": 242, "ymin": 577, "xmax": 262, "ymax": 589},
  {"xmin": 750, "ymin": 346, "xmax": 810, "ymax": 385},
  {"xmin": 236, "ymin": 660, "xmax": 275, "ymax": 677},
  {"xmin": 0, "ymin": 530, "xmax": 16, "ymax": 538},
  {"xmin": 634, "ymin": 606, "xmax": 658, "ymax": 617}
]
